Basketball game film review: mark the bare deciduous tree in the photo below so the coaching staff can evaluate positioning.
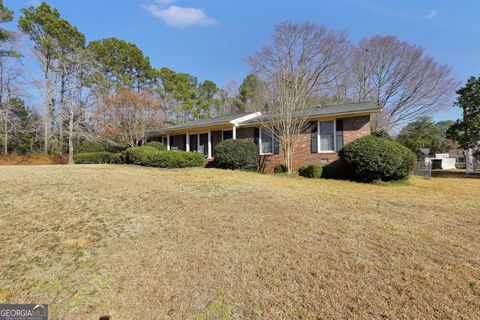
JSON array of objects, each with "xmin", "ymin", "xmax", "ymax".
[
  {"xmin": 349, "ymin": 35, "xmax": 458, "ymax": 130},
  {"xmin": 95, "ymin": 89, "xmax": 164, "ymax": 148},
  {"xmin": 58, "ymin": 47, "xmax": 94, "ymax": 164},
  {"xmin": 247, "ymin": 21, "xmax": 350, "ymax": 173}
]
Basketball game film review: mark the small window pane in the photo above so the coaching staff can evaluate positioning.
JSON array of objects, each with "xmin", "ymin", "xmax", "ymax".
[
  {"xmin": 320, "ymin": 121, "xmax": 334, "ymax": 151},
  {"xmin": 261, "ymin": 129, "xmax": 273, "ymax": 154}
]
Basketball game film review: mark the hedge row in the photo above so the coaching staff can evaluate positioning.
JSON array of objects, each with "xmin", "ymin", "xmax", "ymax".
[
  {"xmin": 126, "ymin": 146, "xmax": 204, "ymax": 168},
  {"xmin": 76, "ymin": 141, "xmax": 129, "ymax": 154},
  {"xmin": 73, "ymin": 152, "xmax": 118, "ymax": 164},
  {"xmin": 74, "ymin": 146, "xmax": 204, "ymax": 168}
]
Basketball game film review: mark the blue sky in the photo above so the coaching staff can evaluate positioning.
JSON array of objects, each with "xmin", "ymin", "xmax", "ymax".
[{"xmin": 5, "ymin": 0, "xmax": 480, "ymax": 122}]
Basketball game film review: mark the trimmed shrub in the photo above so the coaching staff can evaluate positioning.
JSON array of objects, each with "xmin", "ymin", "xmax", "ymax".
[
  {"xmin": 77, "ymin": 141, "xmax": 104, "ymax": 153},
  {"xmin": 109, "ymin": 152, "xmax": 126, "ymax": 164},
  {"xmin": 274, "ymin": 164, "xmax": 288, "ymax": 174},
  {"xmin": 144, "ymin": 141, "xmax": 166, "ymax": 150},
  {"xmin": 321, "ymin": 160, "xmax": 353, "ymax": 180},
  {"xmin": 339, "ymin": 135, "xmax": 416, "ymax": 182},
  {"xmin": 104, "ymin": 142, "xmax": 129, "ymax": 153},
  {"xmin": 214, "ymin": 139, "xmax": 258, "ymax": 171},
  {"xmin": 125, "ymin": 146, "xmax": 159, "ymax": 165},
  {"xmin": 74, "ymin": 152, "xmax": 113, "ymax": 164},
  {"xmin": 298, "ymin": 164, "xmax": 323, "ymax": 178},
  {"xmin": 147, "ymin": 150, "xmax": 204, "ymax": 168},
  {"xmin": 125, "ymin": 146, "xmax": 203, "ymax": 168}
]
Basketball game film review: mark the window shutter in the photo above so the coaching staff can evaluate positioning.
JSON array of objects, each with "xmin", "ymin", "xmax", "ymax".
[
  {"xmin": 254, "ymin": 127, "xmax": 259, "ymax": 146},
  {"xmin": 336, "ymin": 119, "xmax": 344, "ymax": 151},
  {"xmin": 311, "ymin": 121, "xmax": 318, "ymax": 153},
  {"xmin": 273, "ymin": 137, "xmax": 280, "ymax": 155}
]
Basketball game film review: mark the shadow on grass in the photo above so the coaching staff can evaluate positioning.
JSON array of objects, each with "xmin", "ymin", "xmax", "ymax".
[{"xmin": 431, "ymin": 170, "xmax": 480, "ymax": 179}]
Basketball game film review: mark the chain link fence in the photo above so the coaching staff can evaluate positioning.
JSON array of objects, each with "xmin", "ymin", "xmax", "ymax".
[{"xmin": 414, "ymin": 161, "xmax": 431, "ymax": 179}]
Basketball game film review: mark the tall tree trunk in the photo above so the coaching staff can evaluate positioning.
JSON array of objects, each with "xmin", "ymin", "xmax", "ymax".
[
  {"xmin": 3, "ymin": 112, "xmax": 7, "ymax": 155},
  {"xmin": 0, "ymin": 62, "xmax": 5, "ymax": 155},
  {"xmin": 59, "ymin": 73, "xmax": 65, "ymax": 155},
  {"xmin": 44, "ymin": 69, "xmax": 50, "ymax": 154},
  {"xmin": 68, "ymin": 105, "xmax": 74, "ymax": 164}
]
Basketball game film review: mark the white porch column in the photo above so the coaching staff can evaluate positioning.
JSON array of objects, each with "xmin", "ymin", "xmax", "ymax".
[
  {"xmin": 166, "ymin": 135, "xmax": 170, "ymax": 150},
  {"xmin": 233, "ymin": 125, "xmax": 237, "ymax": 139},
  {"xmin": 208, "ymin": 129, "xmax": 212, "ymax": 159},
  {"xmin": 185, "ymin": 133, "xmax": 190, "ymax": 151}
]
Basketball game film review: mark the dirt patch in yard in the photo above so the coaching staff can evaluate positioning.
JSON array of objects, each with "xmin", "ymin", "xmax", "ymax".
[
  {"xmin": 0, "ymin": 165, "xmax": 479, "ymax": 319},
  {"xmin": 0, "ymin": 154, "xmax": 67, "ymax": 165}
]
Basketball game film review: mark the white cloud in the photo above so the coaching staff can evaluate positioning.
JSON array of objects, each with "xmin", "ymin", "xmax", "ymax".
[
  {"xmin": 426, "ymin": 9, "xmax": 438, "ymax": 20},
  {"xmin": 142, "ymin": 1, "xmax": 219, "ymax": 28}
]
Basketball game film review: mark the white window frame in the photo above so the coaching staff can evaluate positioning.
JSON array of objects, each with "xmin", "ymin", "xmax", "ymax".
[
  {"xmin": 259, "ymin": 127, "xmax": 275, "ymax": 155},
  {"xmin": 317, "ymin": 120, "xmax": 336, "ymax": 153}
]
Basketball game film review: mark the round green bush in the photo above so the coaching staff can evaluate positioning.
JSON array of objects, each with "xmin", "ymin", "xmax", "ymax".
[
  {"xmin": 298, "ymin": 164, "xmax": 323, "ymax": 178},
  {"xmin": 77, "ymin": 141, "xmax": 105, "ymax": 153},
  {"xmin": 339, "ymin": 135, "xmax": 416, "ymax": 182},
  {"xmin": 274, "ymin": 164, "xmax": 287, "ymax": 174},
  {"xmin": 214, "ymin": 139, "xmax": 258, "ymax": 171},
  {"xmin": 73, "ymin": 152, "xmax": 113, "ymax": 164},
  {"xmin": 144, "ymin": 141, "xmax": 166, "ymax": 150}
]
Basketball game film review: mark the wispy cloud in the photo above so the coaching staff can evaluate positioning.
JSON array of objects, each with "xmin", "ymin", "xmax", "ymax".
[
  {"xmin": 155, "ymin": 0, "xmax": 175, "ymax": 4},
  {"xmin": 348, "ymin": 0, "xmax": 401, "ymax": 18},
  {"xmin": 142, "ymin": 0, "xmax": 219, "ymax": 28},
  {"xmin": 28, "ymin": 0, "xmax": 41, "ymax": 6},
  {"xmin": 426, "ymin": 9, "xmax": 438, "ymax": 20}
]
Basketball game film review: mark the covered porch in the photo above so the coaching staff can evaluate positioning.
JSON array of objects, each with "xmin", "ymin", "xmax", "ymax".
[{"xmin": 148, "ymin": 112, "xmax": 261, "ymax": 159}]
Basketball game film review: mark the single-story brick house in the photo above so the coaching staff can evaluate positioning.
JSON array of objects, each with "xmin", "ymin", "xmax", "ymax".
[{"xmin": 148, "ymin": 102, "xmax": 381, "ymax": 172}]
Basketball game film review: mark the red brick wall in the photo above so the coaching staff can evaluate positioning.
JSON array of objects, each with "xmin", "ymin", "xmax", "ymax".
[
  {"xmin": 344, "ymin": 115, "xmax": 371, "ymax": 145},
  {"xmin": 236, "ymin": 115, "xmax": 371, "ymax": 172},
  {"xmin": 236, "ymin": 127, "xmax": 255, "ymax": 142},
  {"xmin": 211, "ymin": 131, "xmax": 222, "ymax": 155}
]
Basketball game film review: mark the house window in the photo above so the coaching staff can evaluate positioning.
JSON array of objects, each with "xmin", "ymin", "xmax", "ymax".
[
  {"xmin": 319, "ymin": 120, "xmax": 335, "ymax": 151},
  {"xmin": 222, "ymin": 130, "xmax": 233, "ymax": 140},
  {"xmin": 259, "ymin": 128, "xmax": 279, "ymax": 155},
  {"xmin": 311, "ymin": 120, "xmax": 343, "ymax": 153}
]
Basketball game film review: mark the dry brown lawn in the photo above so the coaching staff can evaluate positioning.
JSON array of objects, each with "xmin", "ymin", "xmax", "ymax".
[{"xmin": 0, "ymin": 165, "xmax": 479, "ymax": 319}]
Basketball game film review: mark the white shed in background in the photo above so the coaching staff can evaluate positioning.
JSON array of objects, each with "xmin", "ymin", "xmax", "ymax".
[{"xmin": 424, "ymin": 153, "xmax": 457, "ymax": 170}]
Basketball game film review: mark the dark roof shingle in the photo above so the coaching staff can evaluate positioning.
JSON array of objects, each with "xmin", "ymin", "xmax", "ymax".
[{"xmin": 149, "ymin": 102, "xmax": 380, "ymax": 135}]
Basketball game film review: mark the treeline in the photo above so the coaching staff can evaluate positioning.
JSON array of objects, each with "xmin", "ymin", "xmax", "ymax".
[
  {"xmin": 0, "ymin": 3, "xmax": 460, "ymax": 161},
  {"xmin": 0, "ymin": 1, "xmax": 256, "ymax": 159}
]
